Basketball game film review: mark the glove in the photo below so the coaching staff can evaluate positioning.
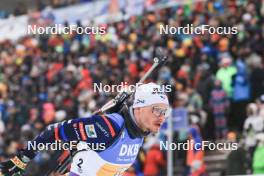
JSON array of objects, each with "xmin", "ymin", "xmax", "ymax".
[{"xmin": 0, "ymin": 154, "xmax": 30, "ymax": 176}]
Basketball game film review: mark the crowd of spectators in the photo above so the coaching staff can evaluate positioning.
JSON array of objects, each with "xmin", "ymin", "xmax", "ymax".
[{"xmin": 0, "ymin": 0, "xmax": 264, "ymax": 175}]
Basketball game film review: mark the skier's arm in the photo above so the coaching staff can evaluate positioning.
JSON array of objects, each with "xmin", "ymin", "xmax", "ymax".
[
  {"xmin": 0, "ymin": 114, "xmax": 122, "ymax": 175},
  {"xmin": 24, "ymin": 114, "xmax": 122, "ymax": 158}
]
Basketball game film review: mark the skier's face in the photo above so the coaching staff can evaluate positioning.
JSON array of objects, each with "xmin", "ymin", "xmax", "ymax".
[{"xmin": 134, "ymin": 103, "xmax": 168, "ymax": 133}]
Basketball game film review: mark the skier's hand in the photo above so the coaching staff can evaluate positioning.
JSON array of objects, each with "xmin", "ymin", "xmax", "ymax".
[{"xmin": 0, "ymin": 154, "xmax": 29, "ymax": 176}]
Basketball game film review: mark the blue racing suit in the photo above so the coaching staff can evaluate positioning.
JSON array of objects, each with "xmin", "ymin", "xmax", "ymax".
[{"xmin": 22, "ymin": 106, "xmax": 147, "ymax": 176}]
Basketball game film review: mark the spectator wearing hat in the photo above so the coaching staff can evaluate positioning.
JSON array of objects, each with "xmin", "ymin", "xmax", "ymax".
[
  {"xmin": 216, "ymin": 57, "xmax": 237, "ymax": 98},
  {"xmin": 243, "ymin": 103, "xmax": 264, "ymax": 172}
]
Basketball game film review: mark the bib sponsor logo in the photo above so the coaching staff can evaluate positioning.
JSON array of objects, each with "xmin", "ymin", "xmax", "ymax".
[
  {"xmin": 73, "ymin": 123, "xmax": 81, "ymax": 140},
  {"xmin": 85, "ymin": 125, "xmax": 97, "ymax": 138},
  {"xmin": 119, "ymin": 144, "xmax": 140, "ymax": 157},
  {"xmin": 95, "ymin": 122, "xmax": 109, "ymax": 137}
]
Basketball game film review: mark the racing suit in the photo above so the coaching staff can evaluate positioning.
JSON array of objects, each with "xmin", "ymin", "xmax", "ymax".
[{"xmin": 22, "ymin": 105, "xmax": 148, "ymax": 176}]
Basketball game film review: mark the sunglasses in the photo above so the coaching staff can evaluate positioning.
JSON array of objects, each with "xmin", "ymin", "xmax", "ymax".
[{"xmin": 152, "ymin": 106, "xmax": 169, "ymax": 118}]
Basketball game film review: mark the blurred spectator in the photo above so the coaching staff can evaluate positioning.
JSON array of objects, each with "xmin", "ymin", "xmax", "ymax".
[
  {"xmin": 243, "ymin": 103, "xmax": 264, "ymax": 172},
  {"xmin": 216, "ymin": 57, "xmax": 237, "ymax": 98},
  {"xmin": 186, "ymin": 87, "xmax": 208, "ymax": 127},
  {"xmin": 184, "ymin": 124, "xmax": 206, "ymax": 176},
  {"xmin": 225, "ymin": 132, "xmax": 247, "ymax": 175},
  {"xmin": 257, "ymin": 94, "xmax": 264, "ymax": 118},
  {"xmin": 186, "ymin": 87, "xmax": 203, "ymax": 113},
  {"xmin": 243, "ymin": 103, "xmax": 263, "ymax": 151},
  {"xmin": 209, "ymin": 79, "xmax": 229, "ymax": 140},
  {"xmin": 230, "ymin": 59, "xmax": 250, "ymax": 131},
  {"xmin": 253, "ymin": 134, "xmax": 264, "ymax": 174},
  {"xmin": 144, "ymin": 143, "xmax": 166, "ymax": 176},
  {"xmin": 232, "ymin": 59, "xmax": 250, "ymax": 102},
  {"xmin": 195, "ymin": 68, "xmax": 214, "ymax": 107},
  {"xmin": 249, "ymin": 58, "xmax": 264, "ymax": 101}
]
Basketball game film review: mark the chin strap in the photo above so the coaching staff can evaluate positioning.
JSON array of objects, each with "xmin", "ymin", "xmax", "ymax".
[{"xmin": 119, "ymin": 104, "xmax": 150, "ymax": 138}]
